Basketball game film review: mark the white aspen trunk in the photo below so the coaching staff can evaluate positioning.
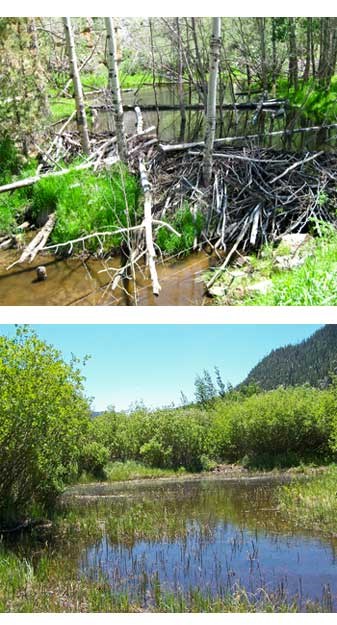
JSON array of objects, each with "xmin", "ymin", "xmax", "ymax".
[
  {"xmin": 62, "ymin": 17, "xmax": 90, "ymax": 154},
  {"xmin": 105, "ymin": 17, "xmax": 128, "ymax": 162},
  {"xmin": 203, "ymin": 17, "xmax": 221, "ymax": 186}
]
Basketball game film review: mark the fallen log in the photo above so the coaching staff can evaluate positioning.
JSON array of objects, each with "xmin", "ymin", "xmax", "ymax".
[
  {"xmin": 92, "ymin": 101, "xmax": 287, "ymax": 113},
  {"xmin": 7, "ymin": 213, "xmax": 56, "ymax": 268}
]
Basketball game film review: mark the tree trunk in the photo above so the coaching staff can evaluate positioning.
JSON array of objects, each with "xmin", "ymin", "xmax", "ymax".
[
  {"xmin": 288, "ymin": 18, "xmax": 298, "ymax": 89},
  {"xmin": 176, "ymin": 18, "xmax": 186, "ymax": 141},
  {"xmin": 105, "ymin": 17, "xmax": 128, "ymax": 162},
  {"xmin": 271, "ymin": 18, "xmax": 277, "ymax": 97},
  {"xmin": 303, "ymin": 17, "xmax": 312, "ymax": 81},
  {"xmin": 202, "ymin": 17, "xmax": 221, "ymax": 186},
  {"xmin": 258, "ymin": 18, "xmax": 268, "ymax": 92},
  {"xmin": 62, "ymin": 17, "xmax": 90, "ymax": 154}
]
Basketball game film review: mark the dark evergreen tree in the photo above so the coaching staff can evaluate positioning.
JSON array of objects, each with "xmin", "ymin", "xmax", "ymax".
[{"xmin": 244, "ymin": 325, "xmax": 337, "ymax": 390}]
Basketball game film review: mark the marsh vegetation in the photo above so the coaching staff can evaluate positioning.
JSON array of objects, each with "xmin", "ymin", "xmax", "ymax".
[{"xmin": 2, "ymin": 326, "xmax": 337, "ymax": 611}]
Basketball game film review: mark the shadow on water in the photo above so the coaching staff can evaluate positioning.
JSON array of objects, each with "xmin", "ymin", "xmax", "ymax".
[{"xmin": 7, "ymin": 476, "xmax": 337, "ymax": 610}]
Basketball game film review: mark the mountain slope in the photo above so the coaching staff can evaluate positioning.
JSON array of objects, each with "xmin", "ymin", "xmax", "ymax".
[{"xmin": 244, "ymin": 325, "xmax": 337, "ymax": 390}]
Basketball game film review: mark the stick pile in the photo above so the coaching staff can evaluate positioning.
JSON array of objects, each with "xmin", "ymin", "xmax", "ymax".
[{"xmin": 147, "ymin": 144, "xmax": 337, "ymax": 258}]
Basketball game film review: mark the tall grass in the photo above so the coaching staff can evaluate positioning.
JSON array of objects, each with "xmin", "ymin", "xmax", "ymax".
[
  {"xmin": 245, "ymin": 227, "xmax": 337, "ymax": 306},
  {"xmin": 278, "ymin": 465, "xmax": 337, "ymax": 534},
  {"xmin": 29, "ymin": 162, "xmax": 141, "ymax": 251}
]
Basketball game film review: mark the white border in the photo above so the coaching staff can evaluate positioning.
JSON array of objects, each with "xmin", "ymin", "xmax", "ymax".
[
  {"xmin": 2, "ymin": 2, "xmax": 336, "ymax": 17},
  {"xmin": 0, "ymin": 306, "xmax": 336, "ymax": 324}
]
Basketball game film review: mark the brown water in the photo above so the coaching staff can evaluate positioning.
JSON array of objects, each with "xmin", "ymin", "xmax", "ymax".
[{"xmin": 0, "ymin": 247, "xmax": 216, "ymax": 306}]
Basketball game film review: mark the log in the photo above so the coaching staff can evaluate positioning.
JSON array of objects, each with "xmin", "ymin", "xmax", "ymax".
[
  {"xmin": 7, "ymin": 213, "xmax": 56, "ymax": 268},
  {"xmin": 206, "ymin": 216, "xmax": 251, "ymax": 290},
  {"xmin": 135, "ymin": 106, "xmax": 144, "ymax": 134},
  {"xmin": 139, "ymin": 156, "xmax": 161, "ymax": 296},
  {"xmin": 91, "ymin": 101, "xmax": 287, "ymax": 113}
]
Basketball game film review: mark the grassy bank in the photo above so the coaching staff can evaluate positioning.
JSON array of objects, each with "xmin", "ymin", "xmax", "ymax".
[
  {"xmin": 278, "ymin": 465, "xmax": 337, "ymax": 534},
  {"xmin": 79, "ymin": 460, "xmax": 184, "ymax": 483},
  {"xmin": 246, "ymin": 228, "xmax": 337, "ymax": 306},
  {"xmin": 206, "ymin": 227, "xmax": 337, "ymax": 306}
]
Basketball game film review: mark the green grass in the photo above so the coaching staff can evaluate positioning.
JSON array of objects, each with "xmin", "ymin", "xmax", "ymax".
[
  {"xmin": 156, "ymin": 205, "xmax": 204, "ymax": 256},
  {"xmin": 0, "ymin": 541, "xmax": 329, "ymax": 612},
  {"xmin": 245, "ymin": 227, "xmax": 337, "ymax": 305},
  {"xmin": 278, "ymin": 465, "xmax": 337, "ymax": 535},
  {"xmin": 104, "ymin": 460, "xmax": 182, "ymax": 482},
  {"xmin": 49, "ymin": 98, "xmax": 76, "ymax": 122}
]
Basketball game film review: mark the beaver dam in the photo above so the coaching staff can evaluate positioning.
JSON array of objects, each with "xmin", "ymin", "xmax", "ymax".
[
  {"xmin": 4, "ymin": 475, "xmax": 337, "ymax": 612},
  {"xmin": 2, "ymin": 103, "xmax": 337, "ymax": 305}
]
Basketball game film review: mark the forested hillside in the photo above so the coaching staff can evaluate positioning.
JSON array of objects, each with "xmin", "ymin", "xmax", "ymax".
[{"xmin": 244, "ymin": 324, "xmax": 337, "ymax": 389}]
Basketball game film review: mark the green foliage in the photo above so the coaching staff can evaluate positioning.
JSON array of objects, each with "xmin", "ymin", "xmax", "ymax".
[
  {"xmin": 209, "ymin": 386, "xmax": 334, "ymax": 467},
  {"xmin": 0, "ymin": 136, "xmax": 23, "ymax": 182},
  {"xmin": 277, "ymin": 76, "xmax": 337, "ymax": 123},
  {"xmin": 156, "ymin": 206, "xmax": 204, "ymax": 256},
  {"xmin": 194, "ymin": 369, "xmax": 217, "ymax": 405},
  {"xmin": 0, "ymin": 326, "xmax": 91, "ymax": 526},
  {"xmin": 78, "ymin": 441, "xmax": 109, "ymax": 479}
]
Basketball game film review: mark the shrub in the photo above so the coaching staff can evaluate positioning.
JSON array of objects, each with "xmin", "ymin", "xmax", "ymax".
[
  {"xmin": 209, "ymin": 386, "xmax": 334, "ymax": 467},
  {"xmin": 78, "ymin": 441, "xmax": 109, "ymax": 479},
  {"xmin": 0, "ymin": 326, "xmax": 91, "ymax": 526}
]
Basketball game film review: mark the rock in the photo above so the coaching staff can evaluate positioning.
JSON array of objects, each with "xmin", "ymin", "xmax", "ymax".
[
  {"xmin": 278, "ymin": 233, "xmax": 312, "ymax": 255},
  {"xmin": 36, "ymin": 266, "xmax": 47, "ymax": 281},
  {"xmin": 208, "ymin": 285, "xmax": 226, "ymax": 297},
  {"xmin": 274, "ymin": 255, "xmax": 305, "ymax": 270},
  {"xmin": 247, "ymin": 279, "xmax": 272, "ymax": 295}
]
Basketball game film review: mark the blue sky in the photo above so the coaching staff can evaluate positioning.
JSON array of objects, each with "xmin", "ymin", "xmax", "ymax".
[{"xmin": 0, "ymin": 324, "xmax": 322, "ymax": 410}]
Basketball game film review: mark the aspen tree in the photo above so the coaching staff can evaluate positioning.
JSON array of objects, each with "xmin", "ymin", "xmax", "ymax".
[
  {"xmin": 62, "ymin": 17, "xmax": 90, "ymax": 154},
  {"xmin": 203, "ymin": 17, "xmax": 221, "ymax": 186},
  {"xmin": 105, "ymin": 17, "xmax": 128, "ymax": 162}
]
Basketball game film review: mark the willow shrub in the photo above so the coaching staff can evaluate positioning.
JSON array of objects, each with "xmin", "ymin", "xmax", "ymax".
[
  {"xmin": 209, "ymin": 386, "xmax": 335, "ymax": 468},
  {"xmin": 0, "ymin": 327, "xmax": 91, "ymax": 526},
  {"xmin": 90, "ymin": 387, "xmax": 337, "ymax": 474}
]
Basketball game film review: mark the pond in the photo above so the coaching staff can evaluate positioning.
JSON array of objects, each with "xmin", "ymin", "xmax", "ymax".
[
  {"xmin": 11, "ymin": 476, "xmax": 337, "ymax": 611},
  {"xmin": 96, "ymin": 84, "xmax": 337, "ymax": 151}
]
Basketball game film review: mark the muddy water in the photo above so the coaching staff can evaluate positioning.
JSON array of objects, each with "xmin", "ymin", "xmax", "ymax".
[
  {"xmin": 0, "ymin": 247, "xmax": 216, "ymax": 306},
  {"xmin": 12, "ymin": 476, "xmax": 337, "ymax": 610}
]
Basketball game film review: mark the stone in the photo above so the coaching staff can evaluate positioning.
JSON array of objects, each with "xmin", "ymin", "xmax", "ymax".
[
  {"xmin": 247, "ymin": 279, "xmax": 272, "ymax": 295},
  {"xmin": 36, "ymin": 266, "xmax": 47, "ymax": 281}
]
